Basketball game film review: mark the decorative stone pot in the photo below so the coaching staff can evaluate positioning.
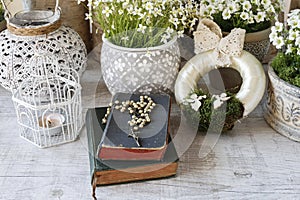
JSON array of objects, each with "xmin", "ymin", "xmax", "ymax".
[
  {"xmin": 101, "ymin": 36, "xmax": 180, "ymax": 95},
  {"xmin": 244, "ymin": 27, "xmax": 271, "ymax": 62},
  {"xmin": 264, "ymin": 66, "xmax": 300, "ymax": 142}
]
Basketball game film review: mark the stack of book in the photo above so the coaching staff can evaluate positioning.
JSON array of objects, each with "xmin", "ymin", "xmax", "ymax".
[{"xmin": 86, "ymin": 94, "xmax": 178, "ymax": 189}]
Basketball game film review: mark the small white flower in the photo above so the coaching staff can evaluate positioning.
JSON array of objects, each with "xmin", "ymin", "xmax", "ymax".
[
  {"xmin": 274, "ymin": 21, "xmax": 283, "ymax": 32},
  {"xmin": 177, "ymin": 30, "xmax": 184, "ymax": 38},
  {"xmin": 228, "ymin": 3, "xmax": 238, "ymax": 13},
  {"xmin": 217, "ymin": 4, "xmax": 224, "ymax": 12},
  {"xmin": 160, "ymin": 34, "xmax": 169, "ymax": 44},
  {"xmin": 254, "ymin": 12, "xmax": 266, "ymax": 23},
  {"xmin": 77, "ymin": 0, "xmax": 85, "ymax": 5},
  {"xmin": 102, "ymin": 6, "xmax": 112, "ymax": 17},
  {"xmin": 261, "ymin": 0, "xmax": 271, "ymax": 7},
  {"xmin": 222, "ymin": 9, "xmax": 231, "ymax": 20},
  {"xmin": 273, "ymin": 36, "xmax": 285, "ymax": 49},
  {"xmin": 137, "ymin": 24, "xmax": 147, "ymax": 34},
  {"xmin": 118, "ymin": 9, "xmax": 124, "ymax": 15},
  {"xmin": 269, "ymin": 31, "xmax": 277, "ymax": 43},
  {"xmin": 144, "ymin": 2, "xmax": 154, "ymax": 12},
  {"xmin": 288, "ymin": 30, "xmax": 299, "ymax": 41},
  {"xmin": 212, "ymin": 93, "xmax": 230, "ymax": 109},
  {"xmin": 247, "ymin": 16, "xmax": 255, "ymax": 24},
  {"xmin": 121, "ymin": 36, "xmax": 129, "ymax": 41},
  {"xmin": 169, "ymin": 16, "xmax": 179, "ymax": 29},
  {"xmin": 242, "ymin": 1, "xmax": 252, "ymax": 11},
  {"xmin": 165, "ymin": 27, "xmax": 174, "ymax": 35},
  {"xmin": 153, "ymin": 7, "xmax": 162, "ymax": 17},
  {"xmin": 206, "ymin": 5, "xmax": 216, "ymax": 15},
  {"xmin": 240, "ymin": 12, "xmax": 249, "ymax": 21},
  {"xmin": 85, "ymin": 12, "xmax": 93, "ymax": 21}
]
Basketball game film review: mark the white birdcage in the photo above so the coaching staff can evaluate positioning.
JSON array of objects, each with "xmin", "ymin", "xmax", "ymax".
[{"xmin": 12, "ymin": 57, "xmax": 83, "ymax": 148}]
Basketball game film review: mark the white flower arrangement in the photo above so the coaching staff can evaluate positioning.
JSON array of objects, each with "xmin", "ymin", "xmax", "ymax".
[
  {"xmin": 199, "ymin": 0, "xmax": 283, "ymax": 33},
  {"xmin": 78, "ymin": 0, "xmax": 200, "ymax": 48},
  {"xmin": 270, "ymin": 9, "xmax": 300, "ymax": 56},
  {"xmin": 269, "ymin": 9, "xmax": 300, "ymax": 88}
]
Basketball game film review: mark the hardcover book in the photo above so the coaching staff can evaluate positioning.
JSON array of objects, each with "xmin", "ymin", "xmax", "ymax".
[
  {"xmin": 86, "ymin": 108, "xmax": 178, "ymax": 190},
  {"xmin": 98, "ymin": 93, "xmax": 171, "ymax": 160}
]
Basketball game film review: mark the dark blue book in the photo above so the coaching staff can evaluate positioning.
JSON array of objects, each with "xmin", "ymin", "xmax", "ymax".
[{"xmin": 98, "ymin": 93, "xmax": 171, "ymax": 160}]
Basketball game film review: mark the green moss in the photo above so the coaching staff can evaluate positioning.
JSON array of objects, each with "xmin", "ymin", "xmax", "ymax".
[
  {"xmin": 182, "ymin": 89, "xmax": 244, "ymax": 132},
  {"xmin": 271, "ymin": 52, "xmax": 300, "ymax": 88}
]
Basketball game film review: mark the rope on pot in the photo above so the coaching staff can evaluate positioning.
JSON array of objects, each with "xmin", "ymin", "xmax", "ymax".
[{"xmin": 0, "ymin": 0, "xmax": 62, "ymax": 36}]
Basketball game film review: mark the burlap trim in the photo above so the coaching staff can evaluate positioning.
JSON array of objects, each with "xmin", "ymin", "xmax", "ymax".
[{"xmin": 7, "ymin": 19, "xmax": 62, "ymax": 36}]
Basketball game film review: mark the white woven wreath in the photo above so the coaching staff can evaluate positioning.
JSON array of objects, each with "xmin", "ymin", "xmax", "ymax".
[{"xmin": 175, "ymin": 19, "xmax": 266, "ymax": 117}]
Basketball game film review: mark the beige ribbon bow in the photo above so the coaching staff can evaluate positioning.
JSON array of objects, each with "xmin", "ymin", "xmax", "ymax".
[{"xmin": 193, "ymin": 19, "xmax": 246, "ymax": 66}]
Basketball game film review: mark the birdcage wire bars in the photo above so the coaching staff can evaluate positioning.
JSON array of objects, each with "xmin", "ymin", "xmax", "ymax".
[{"xmin": 12, "ymin": 55, "xmax": 83, "ymax": 148}]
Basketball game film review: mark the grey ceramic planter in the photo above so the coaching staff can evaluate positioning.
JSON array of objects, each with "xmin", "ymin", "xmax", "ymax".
[
  {"xmin": 264, "ymin": 66, "xmax": 300, "ymax": 142},
  {"xmin": 101, "ymin": 36, "xmax": 180, "ymax": 95}
]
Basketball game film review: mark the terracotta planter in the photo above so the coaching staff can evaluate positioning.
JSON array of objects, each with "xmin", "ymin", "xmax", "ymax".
[
  {"xmin": 264, "ymin": 66, "xmax": 300, "ymax": 142},
  {"xmin": 101, "ymin": 36, "xmax": 180, "ymax": 95}
]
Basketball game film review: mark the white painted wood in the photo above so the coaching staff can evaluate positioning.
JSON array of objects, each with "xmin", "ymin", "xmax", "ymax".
[{"xmin": 1, "ymin": 54, "xmax": 300, "ymax": 200}]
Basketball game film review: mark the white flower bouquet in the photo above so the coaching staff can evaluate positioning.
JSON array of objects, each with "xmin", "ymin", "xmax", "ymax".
[
  {"xmin": 270, "ymin": 9, "xmax": 300, "ymax": 55},
  {"xmin": 79, "ymin": 0, "xmax": 199, "ymax": 48},
  {"xmin": 199, "ymin": 0, "xmax": 283, "ymax": 33},
  {"xmin": 269, "ymin": 9, "xmax": 300, "ymax": 88}
]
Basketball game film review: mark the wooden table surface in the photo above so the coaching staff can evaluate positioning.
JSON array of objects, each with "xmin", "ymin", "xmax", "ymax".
[{"xmin": 1, "ymin": 52, "xmax": 300, "ymax": 200}]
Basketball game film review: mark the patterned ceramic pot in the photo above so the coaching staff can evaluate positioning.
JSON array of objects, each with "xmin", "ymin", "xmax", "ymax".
[
  {"xmin": 264, "ymin": 66, "xmax": 300, "ymax": 142},
  {"xmin": 223, "ymin": 27, "xmax": 271, "ymax": 62},
  {"xmin": 101, "ymin": 36, "xmax": 180, "ymax": 95},
  {"xmin": 244, "ymin": 27, "xmax": 271, "ymax": 62}
]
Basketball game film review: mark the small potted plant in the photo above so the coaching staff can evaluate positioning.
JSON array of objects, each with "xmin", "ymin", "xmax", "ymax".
[
  {"xmin": 81, "ymin": 0, "xmax": 199, "ymax": 95},
  {"xmin": 264, "ymin": 9, "xmax": 300, "ymax": 141},
  {"xmin": 199, "ymin": 0, "xmax": 283, "ymax": 61}
]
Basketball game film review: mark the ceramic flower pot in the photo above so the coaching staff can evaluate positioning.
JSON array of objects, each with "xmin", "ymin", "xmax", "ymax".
[
  {"xmin": 101, "ymin": 36, "xmax": 180, "ymax": 95},
  {"xmin": 264, "ymin": 66, "xmax": 300, "ymax": 142},
  {"xmin": 244, "ymin": 27, "xmax": 271, "ymax": 62}
]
